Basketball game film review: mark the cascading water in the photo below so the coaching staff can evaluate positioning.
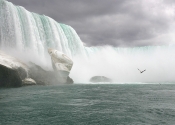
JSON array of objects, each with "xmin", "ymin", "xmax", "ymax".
[
  {"xmin": 0, "ymin": 0, "xmax": 86, "ymax": 66},
  {"xmin": 0, "ymin": 0, "xmax": 175, "ymax": 83}
]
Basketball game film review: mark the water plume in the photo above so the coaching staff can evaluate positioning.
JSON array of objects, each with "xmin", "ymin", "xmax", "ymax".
[{"xmin": 70, "ymin": 45, "xmax": 175, "ymax": 83}]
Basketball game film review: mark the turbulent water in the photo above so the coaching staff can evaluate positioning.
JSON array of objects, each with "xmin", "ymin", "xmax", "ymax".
[
  {"xmin": 0, "ymin": 0, "xmax": 175, "ymax": 83},
  {"xmin": 1, "ymin": 84, "xmax": 175, "ymax": 125}
]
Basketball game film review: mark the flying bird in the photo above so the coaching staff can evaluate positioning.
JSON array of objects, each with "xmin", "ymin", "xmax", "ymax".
[{"xmin": 138, "ymin": 69, "xmax": 146, "ymax": 73}]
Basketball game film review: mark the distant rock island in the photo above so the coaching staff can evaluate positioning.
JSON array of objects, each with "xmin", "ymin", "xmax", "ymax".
[
  {"xmin": 0, "ymin": 49, "xmax": 73, "ymax": 88},
  {"xmin": 90, "ymin": 76, "xmax": 112, "ymax": 83}
]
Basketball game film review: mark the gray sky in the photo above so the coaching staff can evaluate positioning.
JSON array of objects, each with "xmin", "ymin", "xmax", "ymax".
[{"xmin": 8, "ymin": 0, "xmax": 175, "ymax": 47}]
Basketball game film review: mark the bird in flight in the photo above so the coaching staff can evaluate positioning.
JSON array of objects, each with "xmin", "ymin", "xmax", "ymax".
[{"xmin": 138, "ymin": 69, "xmax": 146, "ymax": 73}]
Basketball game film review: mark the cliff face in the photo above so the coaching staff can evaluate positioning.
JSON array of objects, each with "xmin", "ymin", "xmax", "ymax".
[
  {"xmin": 0, "ymin": 64, "xmax": 23, "ymax": 87},
  {"xmin": 0, "ymin": 51, "xmax": 73, "ymax": 88},
  {"xmin": 0, "ymin": 51, "xmax": 28, "ymax": 87}
]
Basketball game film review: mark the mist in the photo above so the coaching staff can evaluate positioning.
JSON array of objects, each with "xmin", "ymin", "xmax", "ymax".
[
  {"xmin": 1, "ymin": 43, "xmax": 175, "ymax": 84},
  {"xmin": 70, "ymin": 45, "xmax": 175, "ymax": 83},
  {"xmin": 0, "ymin": 47, "xmax": 53, "ymax": 70}
]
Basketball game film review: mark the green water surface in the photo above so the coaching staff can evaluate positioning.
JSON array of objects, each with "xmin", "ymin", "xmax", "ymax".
[{"xmin": 0, "ymin": 84, "xmax": 175, "ymax": 125}]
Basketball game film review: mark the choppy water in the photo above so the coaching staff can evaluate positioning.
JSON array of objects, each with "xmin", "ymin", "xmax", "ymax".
[{"xmin": 1, "ymin": 84, "xmax": 175, "ymax": 125}]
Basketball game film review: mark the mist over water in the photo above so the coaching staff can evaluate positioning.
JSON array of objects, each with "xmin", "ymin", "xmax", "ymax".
[
  {"xmin": 71, "ymin": 45, "xmax": 175, "ymax": 83},
  {"xmin": 0, "ymin": 46, "xmax": 53, "ymax": 70},
  {"xmin": 0, "ymin": 0, "xmax": 175, "ymax": 83}
]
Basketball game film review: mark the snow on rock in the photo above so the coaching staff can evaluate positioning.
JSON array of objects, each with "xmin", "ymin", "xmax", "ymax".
[
  {"xmin": 22, "ymin": 78, "xmax": 36, "ymax": 86},
  {"xmin": 0, "ymin": 51, "xmax": 28, "ymax": 87}
]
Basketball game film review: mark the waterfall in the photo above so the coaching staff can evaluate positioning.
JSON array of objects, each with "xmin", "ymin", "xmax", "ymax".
[
  {"xmin": 0, "ymin": 0, "xmax": 175, "ymax": 83},
  {"xmin": 0, "ymin": 0, "xmax": 86, "ymax": 61}
]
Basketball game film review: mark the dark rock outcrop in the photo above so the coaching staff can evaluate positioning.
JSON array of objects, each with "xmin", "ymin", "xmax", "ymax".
[
  {"xmin": 0, "ymin": 52, "xmax": 28, "ymax": 87},
  {"xmin": 0, "ymin": 65, "xmax": 27, "ymax": 87},
  {"xmin": 0, "ymin": 51, "xmax": 74, "ymax": 88},
  {"xmin": 66, "ymin": 76, "xmax": 74, "ymax": 84},
  {"xmin": 0, "ymin": 64, "xmax": 22, "ymax": 87},
  {"xmin": 90, "ymin": 76, "xmax": 112, "ymax": 83}
]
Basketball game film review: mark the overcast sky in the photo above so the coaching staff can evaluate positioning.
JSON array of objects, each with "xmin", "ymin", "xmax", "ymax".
[{"xmin": 8, "ymin": 0, "xmax": 175, "ymax": 47}]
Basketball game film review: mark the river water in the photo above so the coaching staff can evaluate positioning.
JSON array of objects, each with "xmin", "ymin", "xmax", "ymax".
[{"xmin": 0, "ymin": 84, "xmax": 175, "ymax": 125}]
